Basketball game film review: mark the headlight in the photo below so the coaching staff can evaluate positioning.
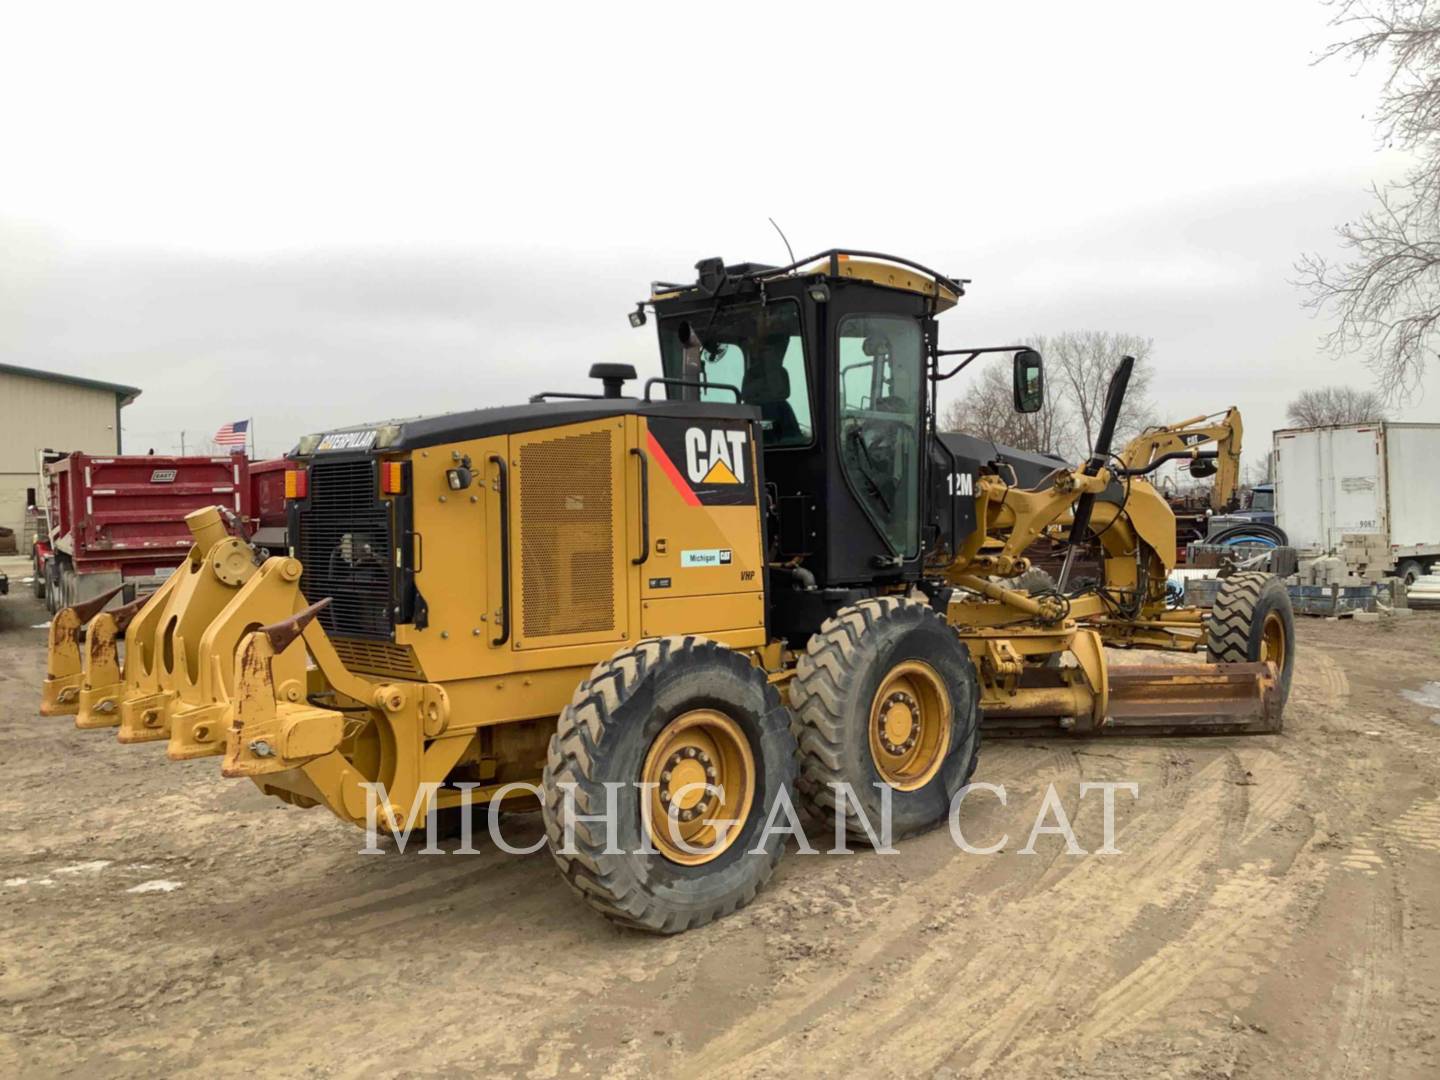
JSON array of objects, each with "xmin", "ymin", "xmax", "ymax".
[
  {"xmin": 375, "ymin": 424, "xmax": 403, "ymax": 448},
  {"xmin": 296, "ymin": 433, "xmax": 323, "ymax": 455}
]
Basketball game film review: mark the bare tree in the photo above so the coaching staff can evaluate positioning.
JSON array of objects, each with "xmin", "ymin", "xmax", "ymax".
[
  {"xmin": 1285, "ymin": 384, "xmax": 1391, "ymax": 426},
  {"xmin": 941, "ymin": 330, "xmax": 1156, "ymax": 461},
  {"xmin": 1032, "ymin": 331, "xmax": 1157, "ymax": 456},
  {"xmin": 941, "ymin": 362, "xmax": 1064, "ymax": 453},
  {"xmin": 1296, "ymin": 1, "xmax": 1440, "ymax": 397}
]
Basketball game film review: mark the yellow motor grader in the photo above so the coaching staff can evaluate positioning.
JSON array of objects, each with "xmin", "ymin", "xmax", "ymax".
[{"xmin": 40, "ymin": 249, "xmax": 1293, "ymax": 933}]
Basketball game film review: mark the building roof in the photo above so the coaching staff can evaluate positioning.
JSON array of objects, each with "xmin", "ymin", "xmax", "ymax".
[{"xmin": 0, "ymin": 362, "xmax": 142, "ymax": 407}]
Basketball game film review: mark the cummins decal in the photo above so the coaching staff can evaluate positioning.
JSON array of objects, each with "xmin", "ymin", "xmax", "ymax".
[{"xmin": 645, "ymin": 418, "xmax": 756, "ymax": 507}]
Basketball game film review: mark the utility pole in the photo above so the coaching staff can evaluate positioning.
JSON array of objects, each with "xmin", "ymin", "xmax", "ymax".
[{"xmin": 180, "ymin": 430, "xmax": 186, "ymax": 455}]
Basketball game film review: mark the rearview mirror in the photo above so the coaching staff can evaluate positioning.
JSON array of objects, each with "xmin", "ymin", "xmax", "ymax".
[{"xmin": 1013, "ymin": 348, "xmax": 1043, "ymax": 413}]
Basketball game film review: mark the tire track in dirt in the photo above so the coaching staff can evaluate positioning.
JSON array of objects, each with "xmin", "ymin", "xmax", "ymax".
[
  {"xmin": 664, "ymin": 743, "xmax": 1089, "ymax": 1071},
  {"xmin": 1290, "ymin": 647, "xmax": 1350, "ymax": 710},
  {"xmin": 1342, "ymin": 796, "xmax": 1440, "ymax": 874},
  {"xmin": 1076, "ymin": 859, "xmax": 1315, "ymax": 1052},
  {"xmin": 686, "ymin": 646, "xmax": 1332, "ymax": 1076},
  {"xmin": 1325, "ymin": 876, "xmax": 1405, "ymax": 1080},
  {"xmin": 690, "ymin": 757, "xmax": 1245, "ymax": 1076}
]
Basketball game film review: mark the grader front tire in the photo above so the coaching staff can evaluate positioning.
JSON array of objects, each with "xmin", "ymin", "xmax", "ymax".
[
  {"xmin": 789, "ymin": 597, "xmax": 981, "ymax": 844},
  {"xmin": 1206, "ymin": 571, "xmax": 1296, "ymax": 710},
  {"xmin": 541, "ymin": 636, "xmax": 798, "ymax": 934}
]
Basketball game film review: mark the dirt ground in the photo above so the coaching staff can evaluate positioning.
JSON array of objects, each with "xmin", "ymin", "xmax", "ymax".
[{"xmin": 2, "ymin": 588, "xmax": 1439, "ymax": 1079}]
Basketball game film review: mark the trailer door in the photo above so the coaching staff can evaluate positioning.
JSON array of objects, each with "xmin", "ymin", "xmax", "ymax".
[
  {"xmin": 1276, "ymin": 425, "xmax": 1385, "ymax": 552},
  {"xmin": 1275, "ymin": 428, "xmax": 1323, "ymax": 551},
  {"xmin": 1325, "ymin": 425, "xmax": 1386, "ymax": 547},
  {"xmin": 1384, "ymin": 423, "xmax": 1440, "ymax": 549}
]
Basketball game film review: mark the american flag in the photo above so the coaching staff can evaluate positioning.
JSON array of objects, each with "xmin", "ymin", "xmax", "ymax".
[{"xmin": 214, "ymin": 419, "xmax": 249, "ymax": 447}]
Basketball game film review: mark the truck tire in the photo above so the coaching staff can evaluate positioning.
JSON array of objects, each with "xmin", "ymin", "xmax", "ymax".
[
  {"xmin": 541, "ymin": 636, "xmax": 798, "ymax": 934},
  {"xmin": 1205, "ymin": 571, "xmax": 1295, "ymax": 710},
  {"xmin": 789, "ymin": 596, "xmax": 980, "ymax": 844},
  {"xmin": 1397, "ymin": 559, "xmax": 1425, "ymax": 588},
  {"xmin": 44, "ymin": 559, "xmax": 62, "ymax": 614},
  {"xmin": 31, "ymin": 558, "xmax": 46, "ymax": 600}
]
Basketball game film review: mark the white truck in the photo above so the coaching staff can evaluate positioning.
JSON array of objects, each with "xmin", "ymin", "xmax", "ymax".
[{"xmin": 1273, "ymin": 421, "xmax": 1440, "ymax": 585}]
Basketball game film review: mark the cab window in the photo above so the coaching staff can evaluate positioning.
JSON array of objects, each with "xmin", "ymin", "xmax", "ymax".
[
  {"xmin": 837, "ymin": 314, "xmax": 924, "ymax": 557},
  {"xmin": 659, "ymin": 301, "xmax": 813, "ymax": 448}
]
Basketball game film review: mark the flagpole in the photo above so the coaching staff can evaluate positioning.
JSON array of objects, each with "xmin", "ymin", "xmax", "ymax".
[{"xmin": 249, "ymin": 417, "xmax": 254, "ymax": 459}]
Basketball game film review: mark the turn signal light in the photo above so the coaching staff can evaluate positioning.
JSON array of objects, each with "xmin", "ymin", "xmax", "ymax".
[
  {"xmin": 284, "ymin": 469, "xmax": 308, "ymax": 500},
  {"xmin": 380, "ymin": 461, "xmax": 405, "ymax": 495}
]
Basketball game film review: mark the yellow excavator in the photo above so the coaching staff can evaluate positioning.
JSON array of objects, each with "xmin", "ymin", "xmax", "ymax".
[{"xmin": 39, "ymin": 249, "xmax": 1292, "ymax": 932}]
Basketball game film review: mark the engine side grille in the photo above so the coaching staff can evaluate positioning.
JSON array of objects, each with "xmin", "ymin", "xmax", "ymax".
[
  {"xmin": 297, "ymin": 459, "xmax": 394, "ymax": 640},
  {"xmin": 520, "ymin": 429, "xmax": 615, "ymax": 638},
  {"xmin": 330, "ymin": 637, "xmax": 422, "ymax": 680}
]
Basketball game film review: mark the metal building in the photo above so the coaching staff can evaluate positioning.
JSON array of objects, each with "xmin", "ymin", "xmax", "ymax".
[{"xmin": 0, "ymin": 363, "xmax": 141, "ymax": 550}]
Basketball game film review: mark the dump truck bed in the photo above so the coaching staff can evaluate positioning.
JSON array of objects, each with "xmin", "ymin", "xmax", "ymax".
[{"xmin": 38, "ymin": 451, "xmax": 283, "ymax": 606}]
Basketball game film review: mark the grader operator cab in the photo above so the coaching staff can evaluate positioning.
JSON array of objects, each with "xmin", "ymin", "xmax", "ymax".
[{"xmin": 40, "ymin": 249, "xmax": 1294, "ymax": 933}]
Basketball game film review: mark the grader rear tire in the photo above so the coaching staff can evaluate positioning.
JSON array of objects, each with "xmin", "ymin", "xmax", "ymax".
[
  {"xmin": 1206, "ymin": 571, "xmax": 1295, "ymax": 710},
  {"xmin": 789, "ymin": 596, "xmax": 980, "ymax": 844},
  {"xmin": 541, "ymin": 636, "xmax": 798, "ymax": 934}
]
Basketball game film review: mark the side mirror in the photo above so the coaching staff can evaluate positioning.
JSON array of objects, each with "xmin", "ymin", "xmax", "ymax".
[{"xmin": 1012, "ymin": 348, "xmax": 1044, "ymax": 413}]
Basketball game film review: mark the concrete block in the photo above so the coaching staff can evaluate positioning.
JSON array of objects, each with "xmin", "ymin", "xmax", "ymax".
[{"xmin": 1353, "ymin": 611, "xmax": 1381, "ymax": 623}]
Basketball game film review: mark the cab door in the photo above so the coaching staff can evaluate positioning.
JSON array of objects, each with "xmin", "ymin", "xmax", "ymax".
[{"xmin": 834, "ymin": 311, "xmax": 927, "ymax": 562}]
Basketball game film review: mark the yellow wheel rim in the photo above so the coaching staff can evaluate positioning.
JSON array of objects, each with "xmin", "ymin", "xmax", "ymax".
[
  {"xmin": 642, "ymin": 709, "xmax": 755, "ymax": 866},
  {"xmin": 1261, "ymin": 611, "xmax": 1287, "ymax": 670},
  {"xmin": 868, "ymin": 660, "xmax": 951, "ymax": 791}
]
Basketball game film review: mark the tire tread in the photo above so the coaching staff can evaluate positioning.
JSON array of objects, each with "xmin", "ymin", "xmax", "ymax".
[{"xmin": 541, "ymin": 635, "xmax": 791, "ymax": 934}]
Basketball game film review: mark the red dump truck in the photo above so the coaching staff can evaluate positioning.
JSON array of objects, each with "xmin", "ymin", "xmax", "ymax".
[{"xmin": 32, "ymin": 452, "xmax": 288, "ymax": 612}]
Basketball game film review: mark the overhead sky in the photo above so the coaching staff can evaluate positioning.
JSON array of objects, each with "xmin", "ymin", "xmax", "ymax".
[{"xmin": 2, "ymin": 0, "xmax": 1433, "ymax": 461}]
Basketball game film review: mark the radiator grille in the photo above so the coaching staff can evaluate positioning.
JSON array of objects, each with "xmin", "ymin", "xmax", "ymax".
[
  {"xmin": 297, "ymin": 459, "xmax": 394, "ymax": 640},
  {"xmin": 520, "ymin": 429, "xmax": 615, "ymax": 638},
  {"xmin": 330, "ymin": 637, "xmax": 422, "ymax": 680}
]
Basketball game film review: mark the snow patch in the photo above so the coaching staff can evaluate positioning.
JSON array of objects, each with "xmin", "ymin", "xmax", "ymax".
[
  {"xmin": 1400, "ymin": 682, "xmax": 1440, "ymax": 710},
  {"xmin": 127, "ymin": 879, "xmax": 183, "ymax": 894},
  {"xmin": 55, "ymin": 860, "xmax": 112, "ymax": 875}
]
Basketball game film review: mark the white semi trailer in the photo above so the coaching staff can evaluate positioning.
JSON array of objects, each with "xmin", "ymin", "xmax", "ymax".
[{"xmin": 1273, "ymin": 421, "xmax": 1440, "ymax": 585}]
